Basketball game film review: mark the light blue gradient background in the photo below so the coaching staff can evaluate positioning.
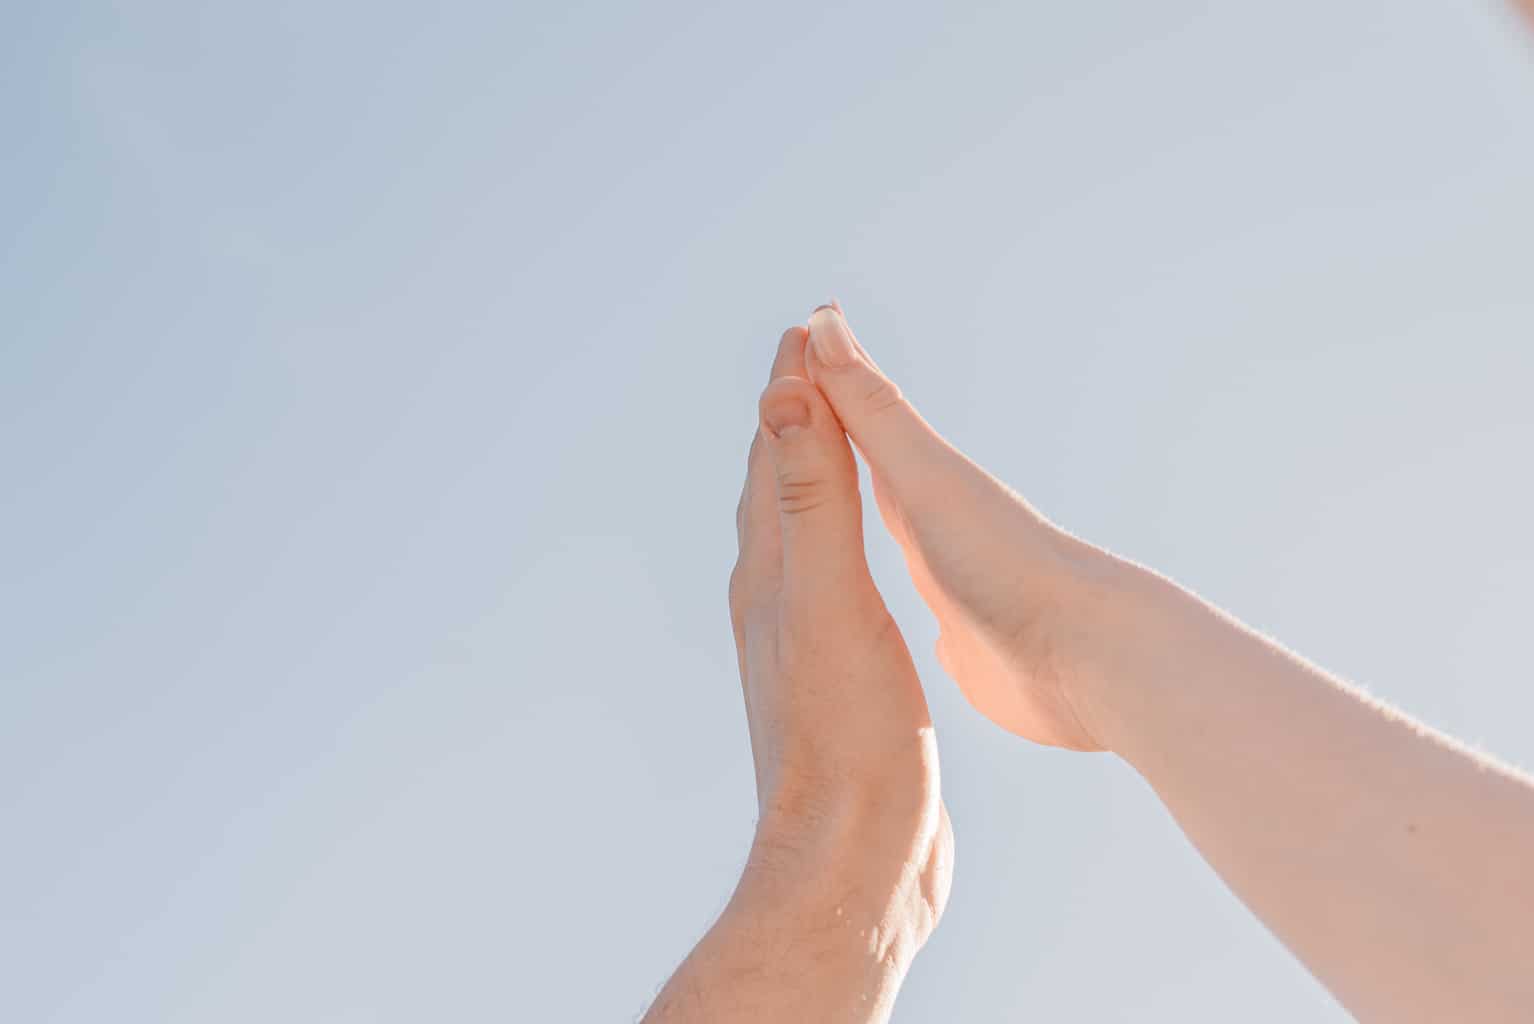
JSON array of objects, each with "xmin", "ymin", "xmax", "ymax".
[{"xmin": 5, "ymin": 2, "xmax": 1534, "ymax": 1020}]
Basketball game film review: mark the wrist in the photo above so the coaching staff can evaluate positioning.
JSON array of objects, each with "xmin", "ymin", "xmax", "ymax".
[
  {"xmin": 1042, "ymin": 538, "xmax": 1197, "ymax": 758},
  {"xmin": 729, "ymin": 851, "xmax": 924, "ymax": 986},
  {"xmin": 645, "ymin": 821, "xmax": 922, "ymax": 1023},
  {"xmin": 741, "ymin": 792, "xmax": 948, "ymax": 973},
  {"xmin": 1056, "ymin": 547, "xmax": 1245, "ymax": 767}
]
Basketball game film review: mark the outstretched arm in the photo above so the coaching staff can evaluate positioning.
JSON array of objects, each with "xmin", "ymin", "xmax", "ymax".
[
  {"xmin": 803, "ymin": 304, "xmax": 1534, "ymax": 1022},
  {"xmin": 1083, "ymin": 569, "xmax": 1534, "ymax": 1022},
  {"xmin": 645, "ymin": 326, "xmax": 952, "ymax": 1022}
]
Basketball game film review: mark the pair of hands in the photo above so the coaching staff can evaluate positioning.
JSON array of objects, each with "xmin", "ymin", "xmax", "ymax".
[
  {"xmin": 651, "ymin": 303, "xmax": 1534, "ymax": 1023},
  {"xmin": 727, "ymin": 305, "xmax": 1122, "ymax": 967}
]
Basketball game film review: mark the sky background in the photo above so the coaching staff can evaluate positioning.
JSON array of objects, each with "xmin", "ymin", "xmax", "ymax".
[{"xmin": 5, "ymin": 1, "xmax": 1534, "ymax": 1021}]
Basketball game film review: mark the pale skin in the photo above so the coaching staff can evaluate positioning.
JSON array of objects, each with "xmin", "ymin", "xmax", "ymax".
[
  {"xmin": 649, "ymin": 13, "xmax": 1534, "ymax": 1005},
  {"xmin": 644, "ymin": 328, "xmax": 952, "ymax": 1022},
  {"xmin": 643, "ymin": 302, "xmax": 1534, "ymax": 1023}
]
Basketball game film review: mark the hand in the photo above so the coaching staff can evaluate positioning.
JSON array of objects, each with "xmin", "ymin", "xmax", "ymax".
[
  {"xmin": 803, "ymin": 305, "xmax": 1129, "ymax": 751},
  {"xmin": 645, "ymin": 325, "xmax": 953, "ymax": 1023},
  {"xmin": 729, "ymin": 325, "xmax": 951, "ymax": 954}
]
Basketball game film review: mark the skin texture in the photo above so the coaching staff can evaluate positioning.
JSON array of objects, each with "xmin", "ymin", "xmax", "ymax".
[
  {"xmin": 800, "ymin": 306, "xmax": 1534, "ymax": 1022},
  {"xmin": 643, "ymin": 328, "xmax": 952, "ymax": 1024},
  {"xmin": 648, "ymin": 17, "xmax": 1534, "ymax": 1020},
  {"xmin": 649, "ymin": 307, "xmax": 1534, "ymax": 1021},
  {"xmin": 652, "ymin": 0, "xmax": 1534, "ymax": 974}
]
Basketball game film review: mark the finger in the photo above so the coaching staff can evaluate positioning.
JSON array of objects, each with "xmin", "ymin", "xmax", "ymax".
[
  {"xmin": 758, "ymin": 375, "xmax": 872, "ymax": 601},
  {"xmin": 737, "ymin": 324, "xmax": 808, "ymax": 550},
  {"xmin": 739, "ymin": 325, "xmax": 812, "ymax": 545},
  {"xmin": 744, "ymin": 324, "xmax": 810, "ymax": 561},
  {"xmin": 817, "ymin": 300, "xmax": 887, "ymax": 374},
  {"xmin": 731, "ymin": 434, "xmax": 782, "ymax": 673},
  {"xmin": 769, "ymin": 324, "xmax": 809, "ymax": 381},
  {"xmin": 869, "ymin": 469, "xmax": 914, "ymax": 549},
  {"xmin": 804, "ymin": 305, "xmax": 951, "ymax": 500},
  {"xmin": 734, "ymin": 431, "xmax": 760, "ymax": 549},
  {"xmin": 736, "ymin": 435, "xmax": 782, "ymax": 578},
  {"xmin": 736, "ymin": 327, "xmax": 818, "ymax": 629}
]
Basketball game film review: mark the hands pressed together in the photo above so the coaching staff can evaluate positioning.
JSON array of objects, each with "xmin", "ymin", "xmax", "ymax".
[
  {"xmin": 645, "ymin": 306, "xmax": 1534, "ymax": 1024},
  {"xmin": 731, "ymin": 321, "xmax": 951, "ymax": 974}
]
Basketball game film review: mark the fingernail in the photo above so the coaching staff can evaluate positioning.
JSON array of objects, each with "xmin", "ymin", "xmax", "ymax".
[
  {"xmin": 762, "ymin": 395, "xmax": 812, "ymax": 438},
  {"xmin": 808, "ymin": 306, "xmax": 856, "ymax": 367}
]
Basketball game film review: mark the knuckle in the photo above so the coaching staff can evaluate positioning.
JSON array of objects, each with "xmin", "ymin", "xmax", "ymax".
[
  {"xmin": 859, "ymin": 372, "xmax": 905, "ymax": 417},
  {"xmin": 759, "ymin": 375, "xmax": 813, "ymax": 413},
  {"xmin": 774, "ymin": 468, "xmax": 830, "ymax": 517}
]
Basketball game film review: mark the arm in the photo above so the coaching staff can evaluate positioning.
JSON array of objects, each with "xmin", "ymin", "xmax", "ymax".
[
  {"xmin": 803, "ymin": 304, "xmax": 1534, "ymax": 1022},
  {"xmin": 1083, "ymin": 563, "xmax": 1534, "ymax": 1021},
  {"xmin": 646, "ymin": 325, "xmax": 952, "ymax": 1023}
]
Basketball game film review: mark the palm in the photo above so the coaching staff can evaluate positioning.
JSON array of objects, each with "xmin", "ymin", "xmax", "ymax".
[{"xmin": 869, "ymin": 469, "xmax": 1101, "ymax": 751}]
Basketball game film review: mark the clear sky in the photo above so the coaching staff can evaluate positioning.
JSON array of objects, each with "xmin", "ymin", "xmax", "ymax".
[{"xmin": 5, "ymin": 2, "xmax": 1534, "ymax": 1021}]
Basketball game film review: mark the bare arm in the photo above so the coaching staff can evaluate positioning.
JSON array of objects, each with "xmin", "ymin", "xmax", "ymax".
[
  {"xmin": 1082, "ymin": 563, "xmax": 1534, "ymax": 1021},
  {"xmin": 804, "ymin": 304, "xmax": 1534, "ymax": 1021}
]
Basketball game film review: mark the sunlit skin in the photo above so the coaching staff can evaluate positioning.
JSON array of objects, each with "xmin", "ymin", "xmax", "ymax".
[
  {"xmin": 644, "ymin": 329, "xmax": 952, "ymax": 1023},
  {"xmin": 647, "ymin": 12, "xmax": 1534, "ymax": 1021},
  {"xmin": 647, "ymin": 302, "xmax": 1534, "ymax": 1023},
  {"xmin": 802, "ymin": 305, "xmax": 1534, "ymax": 1021}
]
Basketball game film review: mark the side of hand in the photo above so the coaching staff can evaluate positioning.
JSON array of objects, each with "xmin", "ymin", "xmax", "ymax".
[{"xmin": 645, "ymin": 325, "xmax": 952, "ymax": 1023}]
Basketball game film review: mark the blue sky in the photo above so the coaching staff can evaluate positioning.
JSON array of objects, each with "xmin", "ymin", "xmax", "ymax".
[{"xmin": 5, "ymin": 2, "xmax": 1534, "ymax": 1020}]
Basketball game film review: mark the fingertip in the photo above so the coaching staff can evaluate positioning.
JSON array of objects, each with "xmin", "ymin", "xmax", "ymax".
[
  {"xmin": 757, "ymin": 377, "xmax": 861, "ymax": 487},
  {"xmin": 778, "ymin": 323, "xmax": 809, "ymax": 350},
  {"xmin": 755, "ymin": 377, "xmax": 867, "ymax": 576},
  {"xmin": 758, "ymin": 375, "xmax": 814, "ymax": 436},
  {"xmin": 760, "ymin": 392, "xmax": 811, "ymax": 439},
  {"xmin": 768, "ymin": 324, "xmax": 810, "ymax": 382},
  {"xmin": 807, "ymin": 306, "xmax": 857, "ymax": 367}
]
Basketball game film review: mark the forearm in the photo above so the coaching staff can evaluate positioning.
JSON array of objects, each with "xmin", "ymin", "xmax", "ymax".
[
  {"xmin": 792, "ymin": 300, "xmax": 1534, "ymax": 1015},
  {"xmin": 1079, "ymin": 563, "xmax": 1534, "ymax": 1021}
]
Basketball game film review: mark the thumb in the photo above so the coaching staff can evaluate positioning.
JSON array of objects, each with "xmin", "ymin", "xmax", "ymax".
[
  {"xmin": 758, "ymin": 375, "xmax": 870, "ymax": 593},
  {"xmin": 804, "ymin": 306, "xmax": 949, "ymax": 497}
]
